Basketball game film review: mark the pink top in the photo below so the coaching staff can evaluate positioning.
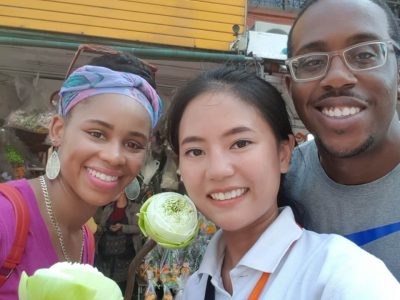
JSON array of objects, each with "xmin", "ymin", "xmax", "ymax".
[{"xmin": 0, "ymin": 179, "xmax": 94, "ymax": 299}]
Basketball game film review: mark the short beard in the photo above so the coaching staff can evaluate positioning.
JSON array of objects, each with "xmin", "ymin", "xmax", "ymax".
[{"xmin": 315, "ymin": 136, "xmax": 374, "ymax": 158}]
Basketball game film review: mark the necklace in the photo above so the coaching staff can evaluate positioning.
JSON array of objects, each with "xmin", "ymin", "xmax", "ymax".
[{"xmin": 39, "ymin": 175, "xmax": 84, "ymax": 263}]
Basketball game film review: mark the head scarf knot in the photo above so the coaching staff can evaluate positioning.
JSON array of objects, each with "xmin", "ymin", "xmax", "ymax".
[{"xmin": 59, "ymin": 65, "xmax": 163, "ymax": 128}]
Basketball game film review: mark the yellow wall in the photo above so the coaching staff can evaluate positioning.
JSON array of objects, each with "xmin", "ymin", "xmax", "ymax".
[{"xmin": 0, "ymin": 0, "xmax": 246, "ymax": 51}]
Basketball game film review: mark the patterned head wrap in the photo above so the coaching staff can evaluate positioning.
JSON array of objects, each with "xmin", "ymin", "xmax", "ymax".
[{"xmin": 59, "ymin": 65, "xmax": 163, "ymax": 128}]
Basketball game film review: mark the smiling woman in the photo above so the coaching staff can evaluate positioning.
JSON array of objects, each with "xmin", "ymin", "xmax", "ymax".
[
  {"xmin": 165, "ymin": 66, "xmax": 400, "ymax": 299},
  {"xmin": 53, "ymin": 92, "xmax": 151, "ymax": 197},
  {"xmin": 0, "ymin": 52, "xmax": 163, "ymax": 299}
]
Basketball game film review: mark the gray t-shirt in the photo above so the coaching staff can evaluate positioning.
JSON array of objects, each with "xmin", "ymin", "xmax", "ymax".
[{"xmin": 282, "ymin": 141, "xmax": 400, "ymax": 280}]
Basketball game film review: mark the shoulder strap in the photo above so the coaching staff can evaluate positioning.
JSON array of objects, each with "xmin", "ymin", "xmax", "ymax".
[{"xmin": 0, "ymin": 183, "xmax": 30, "ymax": 286}]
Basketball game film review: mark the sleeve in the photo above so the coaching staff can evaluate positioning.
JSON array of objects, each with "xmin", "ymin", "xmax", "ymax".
[
  {"xmin": 121, "ymin": 203, "xmax": 140, "ymax": 234},
  {"xmin": 320, "ymin": 245, "xmax": 400, "ymax": 300},
  {"xmin": 121, "ymin": 223, "xmax": 140, "ymax": 234}
]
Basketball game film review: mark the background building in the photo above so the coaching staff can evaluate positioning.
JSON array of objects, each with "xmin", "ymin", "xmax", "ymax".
[
  {"xmin": 1, "ymin": 0, "xmax": 399, "ymax": 177},
  {"xmin": 0, "ymin": 0, "xmax": 247, "ymax": 179}
]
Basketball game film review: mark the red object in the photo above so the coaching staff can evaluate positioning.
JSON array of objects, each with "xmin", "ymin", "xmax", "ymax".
[
  {"xmin": 110, "ymin": 206, "xmax": 125, "ymax": 223},
  {"xmin": 0, "ymin": 183, "xmax": 30, "ymax": 286}
]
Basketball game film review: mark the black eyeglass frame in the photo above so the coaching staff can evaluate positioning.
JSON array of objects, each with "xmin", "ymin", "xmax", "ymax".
[{"xmin": 285, "ymin": 40, "xmax": 400, "ymax": 83}]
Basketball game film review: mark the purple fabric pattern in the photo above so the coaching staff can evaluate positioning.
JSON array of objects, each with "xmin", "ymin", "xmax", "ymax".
[{"xmin": 59, "ymin": 65, "xmax": 163, "ymax": 128}]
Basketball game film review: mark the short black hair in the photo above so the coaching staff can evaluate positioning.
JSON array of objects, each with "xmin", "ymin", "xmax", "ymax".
[
  {"xmin": 287, "ymin": 0, "xmax": 400, "ymax": 57},
  {"xmin": 89, "ymin": 52, "xmax": 157, "ymax": 89}
]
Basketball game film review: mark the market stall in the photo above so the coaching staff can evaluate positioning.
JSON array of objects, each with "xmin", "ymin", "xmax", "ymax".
[{"xmin": 0, "ymin": 74, "xmax": 54, "ymax": 181}]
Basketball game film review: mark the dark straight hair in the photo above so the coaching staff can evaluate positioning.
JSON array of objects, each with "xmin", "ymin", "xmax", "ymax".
[{"xmin": 167, "ymin": 66, "xmax": 293, "ymax": 155}]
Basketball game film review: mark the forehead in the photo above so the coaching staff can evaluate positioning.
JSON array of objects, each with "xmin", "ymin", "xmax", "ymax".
[
  {"xmin": 291, "ymin": 0, "xmax": 390, "ymax": 54},
  {"xmin": 181, "ymin": 90, "xmax": 249, "ymax": 120},
  {"xmin": 179, "ymin": 91, "xmax": 264, "ymax": 134},
  {"xmin": 68, "ymin": 93, "xmax": 151, "ymax": 131}
]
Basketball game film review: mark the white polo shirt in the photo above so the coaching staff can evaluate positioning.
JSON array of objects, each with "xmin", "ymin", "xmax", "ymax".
[{"xmin": 183, "ymin": 207, "xmax": 400, "ymax": 299}]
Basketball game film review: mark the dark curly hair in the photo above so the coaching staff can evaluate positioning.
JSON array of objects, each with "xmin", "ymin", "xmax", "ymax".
[{"xmin": 89, "ymin": 52, "xmax": 157, "ymax": 89}]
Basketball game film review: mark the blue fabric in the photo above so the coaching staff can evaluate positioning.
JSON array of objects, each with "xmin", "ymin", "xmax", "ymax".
[
  {"xmin": 345, "ymin": 221, "xmax": 400, "ymax": 246},
  {"xmin": 59, "ymin": 65, "xmax": 163, "ymax": 128}
]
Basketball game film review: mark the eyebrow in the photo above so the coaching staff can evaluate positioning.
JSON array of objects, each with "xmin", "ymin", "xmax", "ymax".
[
  {"xmin": 86, "ymin": 119, "xmax": 149, "ymax": 140},
  {"xmin": 180, "ymin": 126, "xmax": 254, "ymax": 146},
  {"xmin": 295, "ymin": 41, "xmax": 325, "ymax": 55},
  {"xmin": 295, "ymin": 32, "xmax": 383, "ymax": 55},
  {"xmin": 346, "ymin": 33, "xmax": 383, "ymax": 45}
]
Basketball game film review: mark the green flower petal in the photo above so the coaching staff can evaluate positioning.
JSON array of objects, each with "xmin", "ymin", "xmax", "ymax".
[
  {"xmin": 137, "ymin": 192, "xmax": 199, "ymax": 249},
  {"xmin": 18, "ymin": 272, "xmax": 28, "ymax": 300},
  {"xmin": 18, "ymin": 263, "xmax": 123, "ymax": 300}
]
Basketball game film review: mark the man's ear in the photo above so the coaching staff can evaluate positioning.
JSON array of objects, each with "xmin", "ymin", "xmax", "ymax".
[
  {"xmin": 284, "ymin": 74, "xmax": 293, "ymax": 97},
  {"xmin": 279, "ymin": 134, "xmax": 295, "ymax": 174},
  {"xmin": 48, "ymin": 115, "xmax": 65, "ymax": 147},
  {"xmin": 397, "ymin": 70, "xmax": 400, "ymax": 105}
]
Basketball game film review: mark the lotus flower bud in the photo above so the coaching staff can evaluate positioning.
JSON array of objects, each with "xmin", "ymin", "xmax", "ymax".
[
  {"xmin": 18, "ymin": 262, "xmax": 123, "ymax": 300},
  {"xmin": 138, "ymin": 192, "xmax": 198, "ymax": 249}
]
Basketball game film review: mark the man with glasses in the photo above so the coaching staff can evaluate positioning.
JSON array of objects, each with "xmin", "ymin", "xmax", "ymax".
[{"xmin": 283, "ymin": 0, "xmax": 400, "ymax": 280}]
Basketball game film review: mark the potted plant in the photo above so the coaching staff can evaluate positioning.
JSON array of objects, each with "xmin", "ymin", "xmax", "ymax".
[{"xmin": 5, "ymin": 144, "xmax": 25, "ymax": 179}]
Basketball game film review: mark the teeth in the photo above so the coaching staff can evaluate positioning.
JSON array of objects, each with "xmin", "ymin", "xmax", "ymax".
[
  {"xmin": 322, "ymin": 107, "xmax": 361, "ymax": 118},
  {"xmin": 87, "ymin": 168, "xmax": 118, "ymax": 182},
  {"xmin": 210, "ymin": 188, "xmax": 246, "ymax": 201}
]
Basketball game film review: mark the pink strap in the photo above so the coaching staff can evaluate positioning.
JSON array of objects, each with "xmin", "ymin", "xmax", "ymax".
[{"xmin": 0, "ymin": 183, "xmax": 30, "ymax": 286}]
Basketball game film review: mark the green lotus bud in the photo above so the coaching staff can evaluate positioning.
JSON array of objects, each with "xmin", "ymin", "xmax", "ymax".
[
  {"xmin": 18, "ymin": 262, "xmax": 123, "ymax": 300},
  {"xmin": 138, "ymin": 192, "xmax": 199, "ymax": 249}
]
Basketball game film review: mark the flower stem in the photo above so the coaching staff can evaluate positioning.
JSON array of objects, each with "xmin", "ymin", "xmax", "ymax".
[{"xmin": 124, "ymin": 238, "xmax": 157, "ymax": 300}]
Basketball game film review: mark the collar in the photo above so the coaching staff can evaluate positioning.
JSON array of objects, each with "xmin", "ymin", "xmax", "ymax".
[{"xmin": 197, "ymin": 207, "xmax": 303, "ymax": 278}]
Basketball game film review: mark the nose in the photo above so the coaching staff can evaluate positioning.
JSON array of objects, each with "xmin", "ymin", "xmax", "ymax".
[
  {"xmin": 320, "ymin": 55, "xmax": 357, "ymax": 90},
  {"xmin": 99, "ymin": 141, "xmax": 126, "ymax": 166},
  {"xmin": 206, "ymin": 151, "xmax": 234, "ymax": 181}
]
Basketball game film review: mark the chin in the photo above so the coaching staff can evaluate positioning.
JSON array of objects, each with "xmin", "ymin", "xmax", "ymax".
[
  {"xmin": 317, "ymin": 136, "xmax": 374, "ymax": 158},
  {"xmin": 84, "ymin": 190, "xmax": 114, "ymax": 207},
  {"xmin": 218, "ymin": 220, "xmax": 250, "ymax": 232}
]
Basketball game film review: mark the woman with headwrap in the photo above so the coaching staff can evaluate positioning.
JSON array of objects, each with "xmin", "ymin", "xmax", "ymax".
[{"xmin": 0, "ymin": 54, "xmax": 163, "ymax": 299}]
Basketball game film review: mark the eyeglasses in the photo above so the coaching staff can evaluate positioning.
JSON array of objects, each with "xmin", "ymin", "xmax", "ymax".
[
  {"xmin": 285, "ymin": 40, "xmax": 399, "ymax": 82},
  {"xmin": 50, "ymin": 44, "xmax": 157, "ymax": 105}
]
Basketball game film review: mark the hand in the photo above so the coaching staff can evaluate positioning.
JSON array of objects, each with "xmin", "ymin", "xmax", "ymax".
[{"xmin": 109, "ymin": 223, "xmax": 123, "ymax": 232}]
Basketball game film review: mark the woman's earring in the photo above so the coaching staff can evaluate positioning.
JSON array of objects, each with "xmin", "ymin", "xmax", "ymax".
[{"xmin": 46, "ymin": 148, "xmax": 60, "ymax": 180}]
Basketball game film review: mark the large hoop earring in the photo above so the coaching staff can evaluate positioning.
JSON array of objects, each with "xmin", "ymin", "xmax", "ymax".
[{"xmin": 45, "ymin": 148, "xmax": 60, "ymax": 180}]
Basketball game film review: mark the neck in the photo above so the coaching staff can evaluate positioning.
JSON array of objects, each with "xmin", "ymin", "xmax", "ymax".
[
  {"xmin": 33, "ymin": 175, "xmax": 90, "ymax": 263},
  {"xmin": 33, "ymin": 176, "xmax": 96, "ymax": 231},
  {"xmin": 222, "ymin": 207, "xmax": 278, "ymax": 269},
  {"xmin": 220, "ymin": 208, "xmax": 278, "ymax": 295}
]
